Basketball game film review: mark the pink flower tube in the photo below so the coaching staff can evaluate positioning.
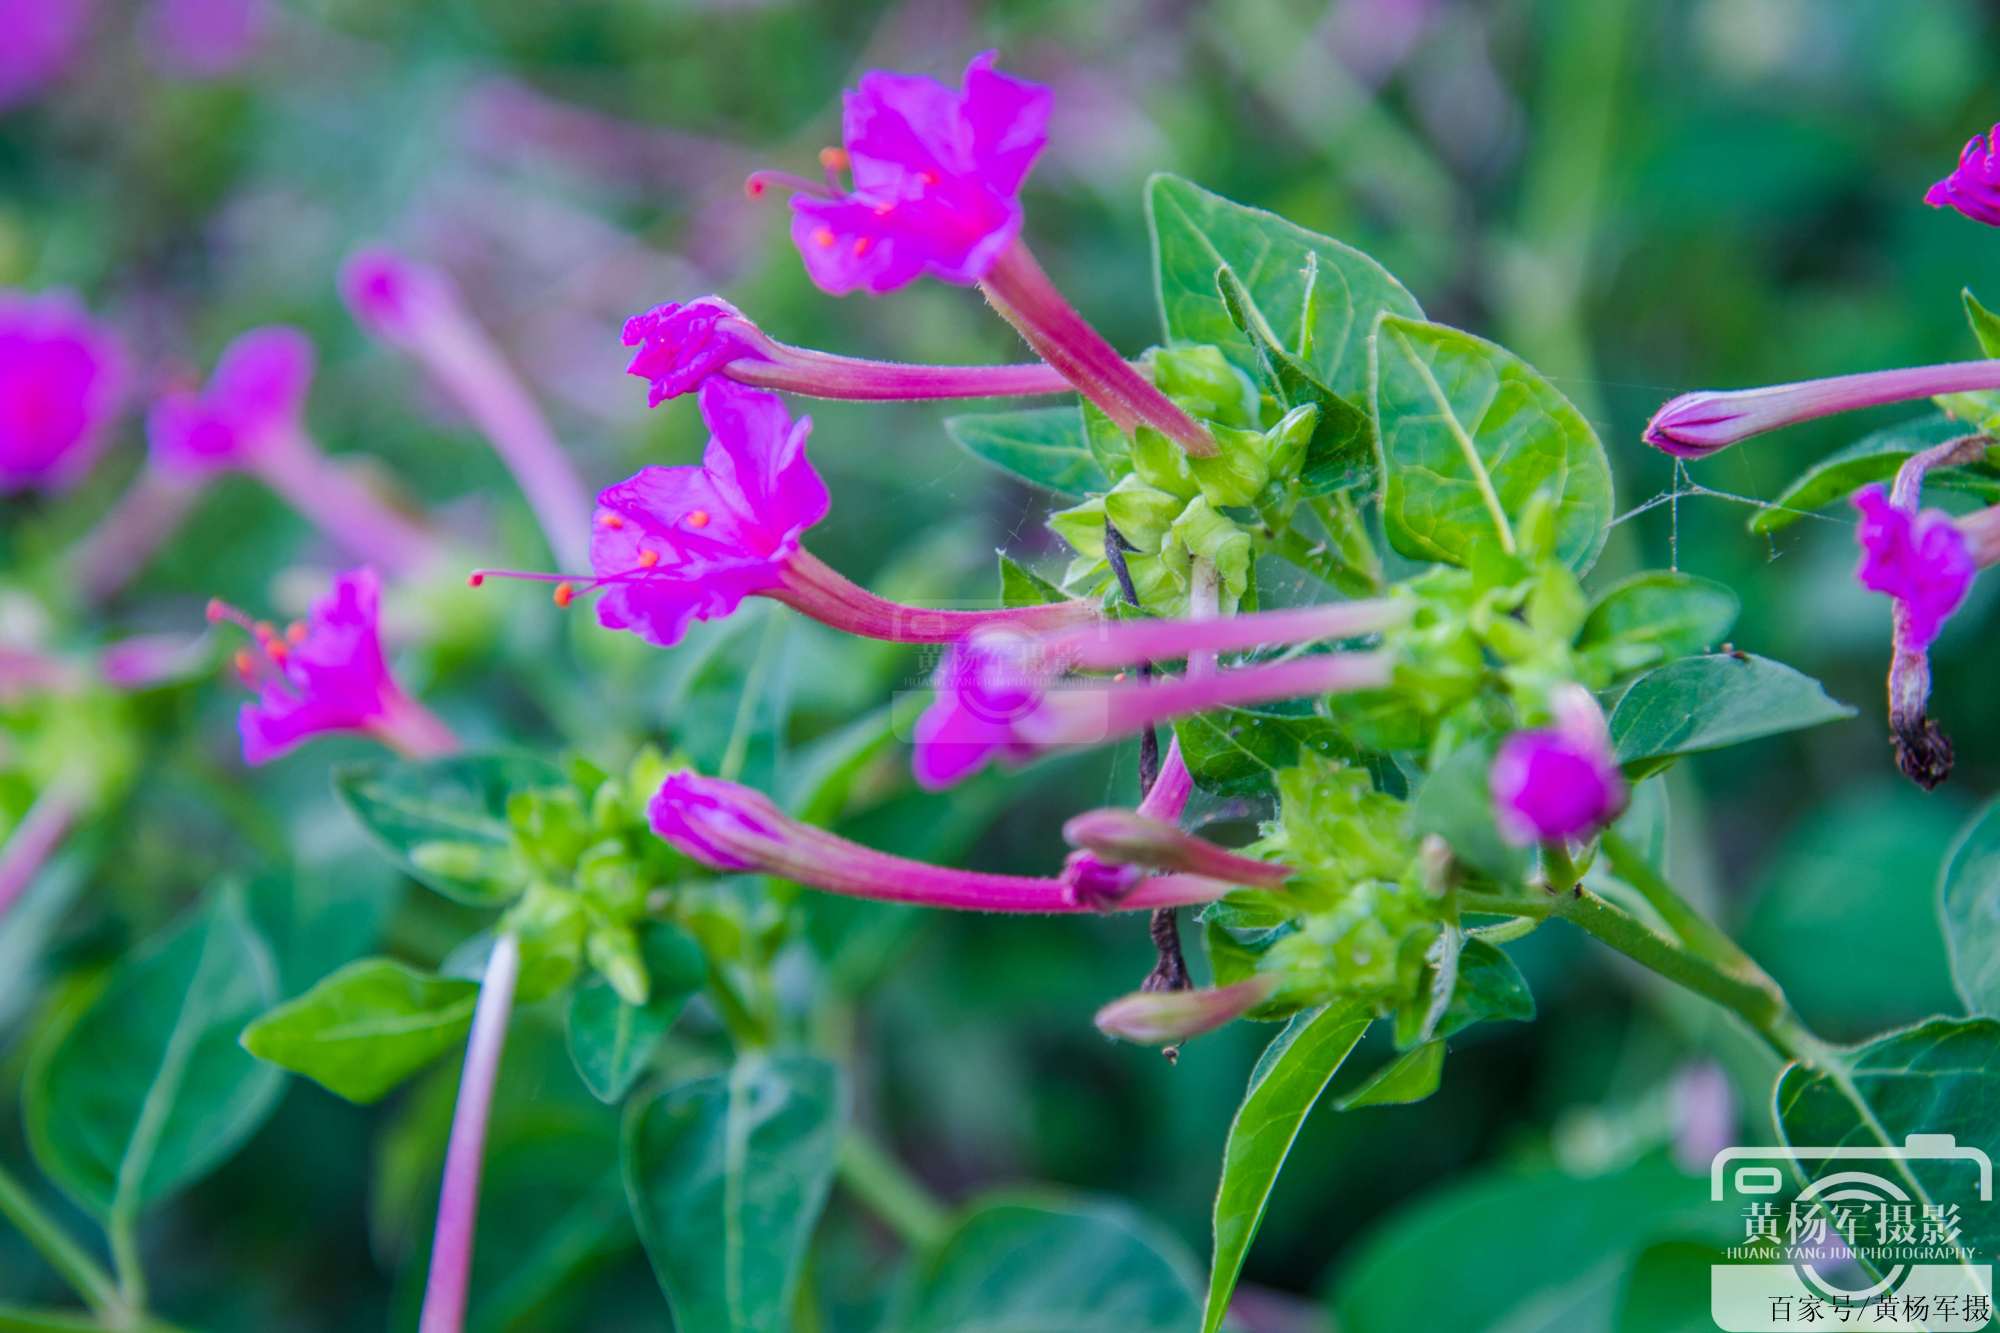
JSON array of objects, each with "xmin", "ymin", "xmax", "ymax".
[{"xmin": 1644, "ymin": 361, "xmax": 2000, "ymax": 459}]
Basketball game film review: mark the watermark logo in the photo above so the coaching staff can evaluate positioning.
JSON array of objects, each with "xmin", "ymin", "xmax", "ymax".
[{"xmin": 1710, "ymin": 1134, "xmax": 1993, "ymax": 1328}]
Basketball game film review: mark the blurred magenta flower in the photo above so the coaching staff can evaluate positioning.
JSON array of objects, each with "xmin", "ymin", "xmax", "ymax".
[
  {"xmin": 142, "ymin": 0, "xmax": 268, "ymax": 79},
  {"xmin": 208, "ymin": 567, "xmax": 456, "ymax": 764},
  {"xmin": 0, "ymin": 290, "xmax": 124, "ymax": 492},
  {"xmin": 1488, "ymin": 685, "xmax": 1626, "ymax": 845},
  {"xmin": 913, "ymin": 627, "xmax": 1394, "ymax": 790},
  {"xmin": 147, "ymin": 325, "xmax": 311, "ymax": 475},
  {"xmin": 622, "ymin": 296, "xmax": 1071, "ymax": 406},
  {"xmin": 0, "ymin": 0, "xmax": 90, "ymax": 111},
  {"xmin": 1852, "ymin": 483, "xmax": 1975, "ymax": 652},
  {"xmin": 649, "ymin": 772, "xmax": 1231, "ymax": 913},
  {"xmin": 1926, "ymin": 125, "xmax": 2000, "ymax": 227},
  {"xmin": 1094, "ymin": 975, "xmax": 1278, "ymax": 1045},
  {"xmin": 475, "ymin": 380, "xmax": 1090, "ymax": 645},
  {"xmin": 1645, "ymin": 360, "xmax": 2000, "ymax": 458},
  {"xmin": 756, "ymin": 51, "xmax": 1050, "ymax": 294},
  {"xmin": 341, "ymin": 247, "xmax": 592, "ymax": 567}
]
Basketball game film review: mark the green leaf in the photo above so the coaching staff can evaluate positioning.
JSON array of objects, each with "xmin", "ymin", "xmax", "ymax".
[
  {"xmin": 1940, "ymin": 795, "xmax": 2000, "ymax": 1016},
  {"xmin": 1215, "ymin": 264, "xmax": 1375, "ymax": 492},
  {"xmin": 1147, "ymin": 173, "xmax": 1421, "ymax": 401},
  {"xmin": 1202, "ymin": 1004, "xmax": 1370, "ymax": 1333},
  {"xmin": 1370, "ymin": 314, "xmax": 1613, "ymax": 573},
  {"xmin": 565, "ymin": 922, "xmax": 706, "ymax": 1104},
  {"xmin": 26, "ymin": 888, "xmax": 282, "ymax": 1215},
  {"xmin": 1749, "ymin": 414, "xmax": 2000, "ymax": 534},
  {"xmin": 1615, "ymin": 1241, "xmax": 1731, "ymax": 1333},
  {"xmin": 1429, "ymin": 938, "xmax": 1536, "ymax": 1042},
  {"xmin": 240, "ymin": 958, "xmax": 479, "ymax": 1103},
  {"xmin": 1336, "ymin": 1039, "xmax": 1444, "ymax": 1111},
  {"xmin": 1411, "ymin": 739, "xmax": 1529, "ymax": 885},
  {"xmin": 996, "ymin": 552, "xmax": 1069, "ymax": 608},
  {"xmin": 1172, "ymin": 701, "xmax": 1352, "ymax": 798},
  {"xmin": 1608, "ymin": 653, "xmax": 1854, "ymax": 773},
  {"xmin": 622, "ymin": 1053, "xmax": 846, "ymax": 1333},
  {"xmin": 1776, "ymin": 1018, "xmax": 2000, "ymax": 1264},
  {"xmin": 898, "ymin": 1194, "xmax": 1203, "ymax": 1333},
  {"xmin": 1937, "ymin": 296, "xmax": 2000, "ymax": 431},
  {"xmin": 1965, "ymin": 287, "xmax": 2000, "ymax": 357},
  {"xmin": 1577, "ymin": 573, "xmax": 1739, "ymax": 671},
  {"xmin": 334, "ymin": 753, "xmax": 566, "ymax": 906},
  {"xmin": 944, "ymin": 408, "xmax": 1106, "ymax": 498}
]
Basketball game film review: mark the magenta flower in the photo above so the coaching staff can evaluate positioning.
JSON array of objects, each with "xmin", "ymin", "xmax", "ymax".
[
  {"xmin": 339, "ymin": 248, "xmax": 455, "ymax": 348},
  {"xmin": 1489, "ymin": 686, "xmax": 1626, "ymax": 846},
  {"xmin": 650, "ymin": 772, "xmax": 1231, "ymax": 914},
  {"xmin": 0, "ymin": 0, "xmax": 90, "ymax": 111},
  {"xmin": 913, "ymin": 627, "xmax": 1396, "ymax": 791},
  {"xmin": 1059, "ymin": 737, "xmax": 1193, "ymax": 907},
  {"xmin": 207, "ymin": 567, "xmax": 457, "ymax": 765},
  {"xmin": 475, "ymin": 380, "xmax": 1091, "ymax": 646},
  {"xmin": 1852, "ymin": 483, "xmax": 1975, "ymax": 652},
  {"xmin": 1094, "ymin": 976, "xmax": 1278, "ymax": 1045},
  {"xmin": 1062, "ymin": 808, "xmax": 1290, "ymax": 889},
  {"xmin": 622, "ymin": 296, "xmax": 1072, "ymax": 406},
  {"xmin": 143, "ymin": 0, "xmax": 268, "ymax": 79},
  {"xmin": 757, "ymin": 51, "xmax": 1050, "ymax": 295},
  {"xmin": 0, "ymin": 290, "xmax": 124, "ymax": 493},
  {"xmin": 1645, "ymin": 360, "xmax": 2000, "ymax": 459},
  {"xmin": 148, "ymin": 326, "xmax": 312, "ymax": 476},
  {"xmin": 1926, "ymin": 125, "xmax": 2000, "ymax": 228}
]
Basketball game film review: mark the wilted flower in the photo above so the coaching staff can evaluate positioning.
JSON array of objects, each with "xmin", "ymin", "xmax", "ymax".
[
  {"xmin": 208, "ymin": 567, "xmax": 456, "ymax": 764},
  {"xmin": 1926, "ymin": 125, "xmax": 2000, "ymax": 228},
  {"xmin": 0, "ymin": 290, "xmax": 124, "ymax": 492},
  {"xmin": 1851, "ymin": 483, "xmax": 1976, "ymax": 652},
  {"xmin": 1489, "ymin": 685, "xmax": 1626, "ymax": 845}
]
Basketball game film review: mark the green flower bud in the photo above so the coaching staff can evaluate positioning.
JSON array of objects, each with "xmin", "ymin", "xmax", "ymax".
[
  {"xmin": 586, "ymin": 920, "xmax": 650, "ymax": 1007},
  {"xmin": 1145, "ymin": 344, "xmax": 1261, "ymax": 426}
]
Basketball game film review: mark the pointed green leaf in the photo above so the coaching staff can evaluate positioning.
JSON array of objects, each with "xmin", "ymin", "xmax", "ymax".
[
  {"xmin": 565, "ymin": 922, "xmax": 706, "ymax": 1104},
  {"xmin": 1608, "ymin": 653, "xmax": 1854, "ymax": 773},
  {"xmin": 622, "ymin": 1054, "xmax": 846, "ymax": 1333},
  {"xmin": 901, "ymin": 1194, "xmax": 1203, "ymax": 1333},
  {"xmin": 1336, "ymin": 1040, "xmax": 1445, "ymax": 1111},
  {"xmin": 1215, "ymin": 263, "xmax": 1375, "ymax": 492},
  {"xmin": 334, "ymin": 753, "xmax": 565, "ymax": 905},
  {"xmin": 240, "ymin": 957, "xmax": 479, "ymax": 1103},
  {"xmin": 1202, "ymin": 1004, "xmax": 1371, "ymax": 1333},
  {"xmin": 1750, "ymin": 414, "xmax": 2000, "ymax": 534},
  {"xmin": 996, "ymin": 551, "xmax": 1069, "ymax": 608},
  {"xmin": 944, "ymin": 407, "xmax": 1106, "ymax": 498},
  {"xmin": 1578, "ymin": 572, "xmax": 1739, "ymax": 671},
  {"xmin": 26, "ymin": 888, "xmax": 283, "ymax": 1215},
  {"xmin": 1940, "ymin": 796, "xmax": 2000, "ymax": 1016},
  {"xmin": 1148, "ymin": 174, "xmax": 1421, "ymax": 402},
  {"xmin": 1371, "ymin": 315, "xmax": 1612, "ymax": 573}
]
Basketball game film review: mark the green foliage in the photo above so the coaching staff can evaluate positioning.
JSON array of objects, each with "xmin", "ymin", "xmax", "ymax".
[
  {"xmin": 1751, "ymin": 414, "xmax": 2000, "ymax": 534},
  {"xmin": 1577, "ymin": 572, "xmax": 1739, "ymax": 677},
  {"xmin": 945, "ymin": 408, "xmax": 1109, "ymax": 498},
  {"xmin": 1940, "ymin": 796, "xmax": 2000, "ymax": 1016},
  {"xmin": 335, "ymin": 753, "xmax": 568, "ymax": 906},
  {"xmin": 1608, "ymin": 653, "xmax": 1855, "ymax": 773},
  {"xmin": 565, "ymin": 922, "xmax": 706, "ymax": 1103},
  {"xmin": 240, "ymin": 958, "xmax": 480, "ymax": 1103}
]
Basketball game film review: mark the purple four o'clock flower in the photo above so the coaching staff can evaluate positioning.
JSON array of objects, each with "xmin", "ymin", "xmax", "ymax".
[
  {"xmin": 650, "ymin": 772, "xmax": 1234, "ymax": 914},
  {"xmin": 0, "ymin": 290, "xmax": 125, "ymax": 493},
  {"xmin": 474, "ymin": 380, "xmax": 1094, "ymax": 646},
  {"xmin": 148, "ymin": 325, "xmax": 314, "ymax": 477},
  {"xmin": 0, "ymin": 0, "xmax": 91, "ymax": 111},
  {"xmin": 1645, "ymin": 360, "xmax": 2000, "ymax": 458},
  {"xmin": 1489, "ymin": 685, "xmax": 1626, "ymax": 846},
  {"xmin": 1927, "ymin": 125, "xmax": 2000, "ymax": 228},
  {"xmin": 342, "ymin": 247, "xmax": 593, "ymax": 568},
  {"xmin": 622, "ymin": 296, "xmax": 1075, "ymax": 406},
  {"xmin": 207, "ymin": 567, "xmax": 457, "ymax": 765},
  {"xmin": 751, "ymin": 52, "xmax": 1215, "ymax": 457}
]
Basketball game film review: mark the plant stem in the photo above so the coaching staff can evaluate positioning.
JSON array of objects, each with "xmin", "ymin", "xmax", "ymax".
[
  {"xmin": 0, "ymin": 1163, "xmax": 123, "ymax": 1322},
  {"xmin": 1599, "ymin": 832, "xmax": 1777, "ymax": 992},
  {"xmin": 836, "ymin": 1132, "xmax": 948, "ymax": 1252},
  {"xmin": 107, "ymin": 1210, "xmax": 144, "ymax": 1321}
]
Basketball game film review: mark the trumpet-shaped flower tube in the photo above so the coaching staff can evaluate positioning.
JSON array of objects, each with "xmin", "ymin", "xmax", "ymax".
[
  {"xmin": 622, "ymin": 297, "xmax": 1074, "ymax": 406},
  {"xmin": 208, "ymin": 567, "xmax": 457, "ymax": 765},
  {"xmin": 1644, "ymin": 361, "xmax": 2000, "ymax": 458},
  {"xmin": 1062, "ymin": 807, "xmax": 1290, "ymax": 888},
  {"xmin": 1489, "ymin": 685, "xmax": 1626, "ymax": 845},
  {"xmin": 649, "ymin": 772, "xmax": 1233, "ymax": 914},
  {"xmin": 1927, "ymin": 125, "xmax": 2000, "ymax": 228},
  {"xmin": 472, "ymin": 380, "xmax": 1093, "ymax": 646}
]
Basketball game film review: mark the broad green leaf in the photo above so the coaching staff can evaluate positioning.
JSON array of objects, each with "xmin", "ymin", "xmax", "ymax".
[
  {"xmin": 1615, "ymin": 1241, "xmax": 1730, "ymax": 1333},
  {"xmin": 1335, "ymin": 1040, "xmax": 1444, "ymax": 1111},
  {"xmin": 1940, "ymin": 795, "xmax": 2000, "ymax": 1016},
  {"xmin": 944, "ymin": 408, "xmax": 1106, "ymax": 498},
  {"xmin": 996, "ymin": 552, "xmax": 1069, "ymax": 608},
  {"xmin": 26, "ymin": 888, "xmax": 282, "ymax": 1215},
  {"xmin": 1608, "ymin": 653, "xmax": 1854, "ymax": 773},
  {"xmin": 1411, "ymin": 739, "xmax": 1529, "ymax": 885},
  {"xmin": 622, "ymin": 1054, "xmax": 846, "ymax": 1333},
  {"xmin": 565, "ymin": 922, "xmax": 706, "ymax": 1104},
  {"xmin": 1577, "ymin": 573, "xmax": 1739, "ymax": 672},
  {"xmin": 1203, "ymin": 1004, "xmax": 1370, "ymax": 1333},
  {"xmin": 1370, "ymin": 315, "xmax": 1612, "ymax": 573},
  {"xmin": 334, "ymin": 753, "xmax": 565, "ymax": 906},
  {"xmin": 1429, "ymin": 938, "xmax": 1536, "ymax": 1042},
  {"xmin": 1147, "ymin": 173, "xmax": 1421, "ymax": 401},
  {"xmin": 240, "ymin": 958, "xmax": 478, "ymax": 1103},
  {"xmin": 1749, "ymin": 414, "xmax": 2000, "ymax": 534},
  {"xmin": 899, "ymin": 1194, "xmax": 1203, "ymax": 1333},
  {"xmin": 0, "ymin": 850, "xmax": 85, "ymax": 1031},
  {"xmin": 1215, "ymin": 263, "xmax": 1374, "ymax": 492},
  {"xmin": 1776, "ymin": 1018, "xmax": 2000, "ymax": 1264},
  {"xmin": 1173, "ymin": 701, "xmax": 1351, "ymax": 798},
  {"xmin": 1332, "ymin": 1155, "xmax": 1730, "ymax": 1333}
]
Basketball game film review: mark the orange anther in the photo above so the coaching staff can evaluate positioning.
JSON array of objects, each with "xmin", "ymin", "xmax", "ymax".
[
  {"xmin": 818, "ymin": 146, "xmax": 849, "ymax": 172},
  {"xmin": 598, "ymin": 512, "xmax": 625, "ymax": 529},
  {"xmin": 745, "ymin": 177, "xmax": 767, "ymax": 198},
  {"xmin": 686, "ymin": 509, "xmax": 710, "ymax": 529},
  {"xmin": 233, "ymin": 649, "xmax": 255, "ymax": 677},
  {"xmin": 917, "ymin": 170, "xmax": 939, "ymax": 186},
  {"xmin": 467, "ymin": 572, "xmax": 485, "ymax": 587},
  {"xmin": 637, "ymin": 549, "xmax": 660, "ymax": 568},
  {"xmin": 812, "ymin": 227, "xmax": 835, "ymax": 248},
  {"xmin": 286, "ymin": 622, "xmax": 307, "ymax": 645},
  {"xmin": 853, "ymin": 236, "xmax": 873, "ymax": 257},
  {"xmin": 553, "ymin": 582, "xmax": 576, "ymax": 608}
]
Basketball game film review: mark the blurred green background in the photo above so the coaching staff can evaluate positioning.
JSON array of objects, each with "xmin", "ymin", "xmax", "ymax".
[{"xmin": 4, "ymin": 0, "xmax": 1998, "ymax": 1327}]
